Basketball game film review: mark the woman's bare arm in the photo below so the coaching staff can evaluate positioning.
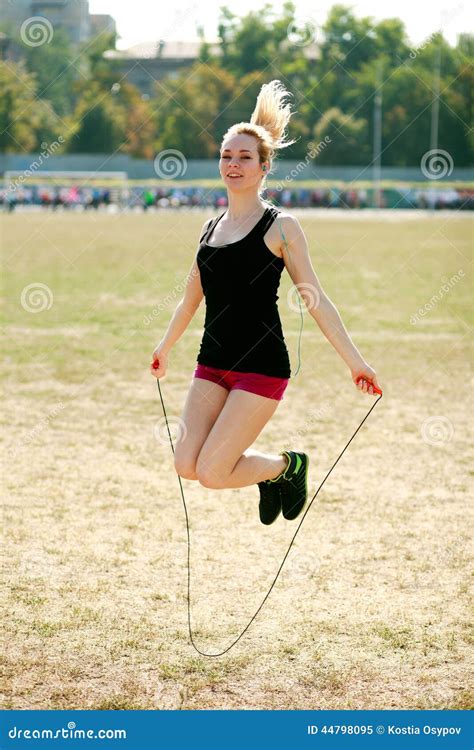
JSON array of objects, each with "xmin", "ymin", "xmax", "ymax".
[
  {"xmin": 279, "ymin": 215, "xmax": 381, "ymax": 395},
  {"xmin": 152, "ymin": 219, "xmax": 210, "ymax": 359}
]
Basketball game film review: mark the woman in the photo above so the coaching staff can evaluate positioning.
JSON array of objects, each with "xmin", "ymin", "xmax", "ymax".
[{"xmin": 150, "ymin": 80, "xmax": 381, "ymax": 527}]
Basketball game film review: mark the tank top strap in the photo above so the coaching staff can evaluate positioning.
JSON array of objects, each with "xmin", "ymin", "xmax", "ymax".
[
  {"xmin": 257, "ymin": 205, "xmax": 281, "ymax": 237},
  {"xmin": 199, "ymin": 212, "xmax": 225, "ymax": 244}
]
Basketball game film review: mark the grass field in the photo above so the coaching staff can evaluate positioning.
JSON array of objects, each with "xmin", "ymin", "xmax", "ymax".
[{"xmin": 2, "ymin": 208, "xmax": 473, "ymax": 710}]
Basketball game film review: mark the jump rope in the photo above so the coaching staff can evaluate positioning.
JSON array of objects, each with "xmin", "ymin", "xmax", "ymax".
[{"xmin": 152, "ymin": 213, "xmax": 383, "ymax": 657}]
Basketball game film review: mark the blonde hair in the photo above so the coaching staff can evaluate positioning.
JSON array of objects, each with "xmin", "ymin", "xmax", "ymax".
[{"xmin": 222, "ymin": 80, "xmax": 297, "ymax": 191}]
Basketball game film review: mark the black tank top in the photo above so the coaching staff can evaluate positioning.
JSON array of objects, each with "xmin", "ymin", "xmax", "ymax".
[{"xmin": 196, "ymin": 204, "xmax": 291, "ymax": 378}]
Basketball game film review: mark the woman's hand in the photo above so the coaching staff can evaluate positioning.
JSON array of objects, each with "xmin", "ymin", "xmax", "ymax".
[
  {"xmin": 351, "ymin": 362, "xmax": 382, "ymax": 396},
  {"xmin": 150, "ymin": 348, "xmax": 169, "ymax": 379}
]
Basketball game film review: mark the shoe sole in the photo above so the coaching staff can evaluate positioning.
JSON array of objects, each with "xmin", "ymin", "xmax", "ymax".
[{"xmin": 282, "ymin": 452, "xmax": 309, "ymax": 520}]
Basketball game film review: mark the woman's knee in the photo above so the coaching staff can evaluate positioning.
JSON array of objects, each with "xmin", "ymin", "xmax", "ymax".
[
  {"xmin": 173, "ymin": 453, "xmax": 199, "ymax": 481},
  {"xmin": 195, "ymin": 456, "xmax": 226, "ymax": 489}
]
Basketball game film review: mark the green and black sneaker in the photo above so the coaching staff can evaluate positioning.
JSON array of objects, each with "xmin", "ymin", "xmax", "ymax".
[
  {"xmin": 272, "ymin": 450, "xmax": 309, "ymax": 521},
  {"xmin": 257, "ymin": 479, "xmax": 283, "ymax": 525}
]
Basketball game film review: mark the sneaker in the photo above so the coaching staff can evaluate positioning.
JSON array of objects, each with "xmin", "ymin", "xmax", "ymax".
[
  {"xmin": 277, "ymin": 450, "xmax": 309, "ymax": 520},
  {"xmin": 258, "ymin": 479, "xmax": 283, "ymax": 525}
]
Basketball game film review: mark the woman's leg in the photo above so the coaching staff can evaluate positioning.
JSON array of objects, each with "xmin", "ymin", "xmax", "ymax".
[
  {"xmin": 173, "ymin": 376, "xmax": 229, "ymax": 480},
  {"xmin": 195, "ymin": 389, "xmax": 288, "ymax": 489}
]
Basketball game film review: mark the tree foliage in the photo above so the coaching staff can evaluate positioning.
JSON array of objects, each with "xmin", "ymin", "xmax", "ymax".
[{"xmin": 0, "ymin": 3, "xmax": 471, "ymax": 164}]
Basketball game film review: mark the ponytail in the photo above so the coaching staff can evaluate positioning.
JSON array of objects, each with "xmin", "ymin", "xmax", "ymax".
[
  {"xmin": 221, "ymin": 80, "xmax": 298, "ymax": 194},
  {"xmin": 250, "ymin": 79, "xmax": 297, "ymax": 152}
]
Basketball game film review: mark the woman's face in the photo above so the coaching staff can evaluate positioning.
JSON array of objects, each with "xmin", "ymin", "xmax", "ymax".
[{"xmin": 219, "ymin": 134, "xmax": 268, "ymax": 191}]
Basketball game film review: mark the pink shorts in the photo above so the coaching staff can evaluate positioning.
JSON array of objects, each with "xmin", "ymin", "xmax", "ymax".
[{"xmin": 193, "ymin": 363, "xmax": 289, "ymax": 401}]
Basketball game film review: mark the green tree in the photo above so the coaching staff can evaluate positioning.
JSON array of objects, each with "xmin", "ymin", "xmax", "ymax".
[
  {"xmin": 1, "ymin": 2, "xmax": 471, "ymax": 166},
  {"xmin": 312, "ymin": 107, "xmax": 369, "ymax": 165},
  {"xmin": 349, "ymin": 40, "xmax": 472, "ymax": 167},
  {"xmin": 319, "ymin": 5, "xmax": 379, "ymax": 75},
  {"xmin": 78, "ymin": 30, "xmax": 118, "ymax": 85},
  {"xmin": 453, "ymin": 42, "xmax": 473, "ymax": 161},
  {"xmin": 21, "ymin": 27, "xmax": 77, "ymax": 117},
  {"xmin": 374, "ymin": 19, "xmax": 411, "ymax": 65},
  {"xmin": 213, "ymin": 4, "xmax": 290, "ymax": 77},
  {"xmin": 205, "ymin": 3, "xmax": 314, "ymax": 85},
  {"xmin": 314, "ymin": 6, "xmax": 410, "ymax": 115},
  {"xmin": 112, "ymin": 82, "xmax": 157, "ymax": 158},
  {"xmin": 153, "ymin": 63, "xmax": 235, "ymax": 158},
  {"xmin": 67, "ymin": 82, "xmax": 126, "ymax": 152},
  {"xmin": 0, "ymin": 60, "xmax": 59, "ymax": 151}
]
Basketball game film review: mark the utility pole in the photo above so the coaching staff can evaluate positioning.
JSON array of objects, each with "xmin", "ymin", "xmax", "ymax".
[
  {"xmin": 373, "ymin": 61, "xmax": 383, "ymax": 208},
  {"xmin": 430, "ymin": 41, "xmax": 441, "ymax": 152}
]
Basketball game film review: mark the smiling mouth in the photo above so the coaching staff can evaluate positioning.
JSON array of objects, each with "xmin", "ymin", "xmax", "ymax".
[{"xmin": 227, "ymin": 174, "xmax": 243, "ymax": 178}]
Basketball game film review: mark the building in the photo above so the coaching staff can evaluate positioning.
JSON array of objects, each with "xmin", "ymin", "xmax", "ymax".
[
  {"xmin": 0, "ymin": 0, "xmax": 32, "ymax": 31},
  {"xmin": 103, "ymin": 40, "xmax": 221, "ymax": 97},
  {"xmin": 0, "ymin": 0, "xmax": 115, "ymax": 46},
  {"xmin": 104, "ymin": 38, "xmax": 318, "ymax": 97},
  {"xmin": 89, "ymin": 13, "xmax": 116, "ymax": 39}
]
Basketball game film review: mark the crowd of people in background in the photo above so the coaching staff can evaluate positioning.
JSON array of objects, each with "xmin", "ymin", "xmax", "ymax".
[{"xmin": 1, "ymin": 183, "xmax": 473, "ymax": 212}]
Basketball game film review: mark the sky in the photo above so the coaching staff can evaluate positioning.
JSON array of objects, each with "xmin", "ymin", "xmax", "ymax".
[{"xmin": 88, "ymin": 0, "xmax": 471, "ymax": 50}]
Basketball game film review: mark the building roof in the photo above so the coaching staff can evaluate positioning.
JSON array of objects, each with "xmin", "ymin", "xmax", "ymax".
[{"xmin": 105, "ymin": 39, "xmax": 221, "ymax": 60}]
